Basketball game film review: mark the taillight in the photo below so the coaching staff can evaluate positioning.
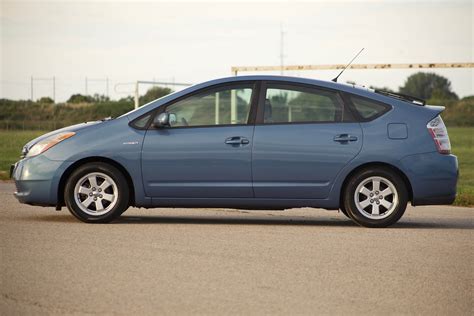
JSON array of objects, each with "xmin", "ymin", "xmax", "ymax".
[{"xmin": 427, "ymin": 116, "xmax": 451, "ymax": 154}]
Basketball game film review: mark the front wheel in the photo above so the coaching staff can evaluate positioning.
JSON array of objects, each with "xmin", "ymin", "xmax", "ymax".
[
  {"xmin": 64, "ymin": 162, "xmax": 130, "ymax": 223},
  {"xmin": 343, "ymin": 167, "xmax": 408, "ymax": 228},
  {"xmin": 339, "ymin": 205, "xmax": 350, "ymax": 219}
]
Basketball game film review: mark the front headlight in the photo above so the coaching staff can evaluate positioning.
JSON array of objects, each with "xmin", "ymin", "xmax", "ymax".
[{"xmin": 26, "ymin": 132, "xmax": 76, "ymax": 157}]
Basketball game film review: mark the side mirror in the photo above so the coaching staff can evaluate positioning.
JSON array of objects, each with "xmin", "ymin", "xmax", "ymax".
[
  {"xmin": 169, "ymin": 113, "xmax": 177, "ymax": 125},
  {"xmin": 153, "ymin": 113, "xmax": 170, "ymax": 127}
]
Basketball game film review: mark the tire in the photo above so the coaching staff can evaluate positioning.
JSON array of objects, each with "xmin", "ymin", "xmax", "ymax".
[
  {"xmin": 343, "ymin": 167, "xmax": 408, "ymax": 228},
  {"xmin": 64, "ymin": 162, "xmax": 130, "ymax": 223},
  {"xmin": 339, "ymin": 205, "xmax": 351, "ymax": 219}
]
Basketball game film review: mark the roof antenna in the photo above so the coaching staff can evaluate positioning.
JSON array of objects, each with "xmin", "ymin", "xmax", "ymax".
[{"xmin": 332, "ymin": 48, "xmax": 365, "ymax": 83}]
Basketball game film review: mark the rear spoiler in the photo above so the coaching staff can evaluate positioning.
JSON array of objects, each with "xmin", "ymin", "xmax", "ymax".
[
  {"xmin": 425, "ymin": 105, "xmax": 445, "ymax": 112},
  {"xmin": 424, "ymin": 105, "xmax": 446, "ymax": 121},
  {"xmin": 374, "ymin": 90, "xmax": 426, "ymax": 106}
]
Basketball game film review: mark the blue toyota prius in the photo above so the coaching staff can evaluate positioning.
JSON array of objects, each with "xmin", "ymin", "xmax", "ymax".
[{"xmin": 11, "ymin": 76, "xmax": 458, "ymax": 227}]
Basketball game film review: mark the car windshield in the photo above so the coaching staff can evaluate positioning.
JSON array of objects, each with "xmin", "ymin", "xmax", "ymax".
[{"xmin": 118, "ymin": 89, "xmax": 182, "ymax": 119}]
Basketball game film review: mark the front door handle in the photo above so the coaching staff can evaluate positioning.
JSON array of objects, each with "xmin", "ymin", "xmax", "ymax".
[
  {"xmin": 225, "ymin": 136, "xmax": 249, "ymax": 145},
  {"xmin": 334, "ymin": 134, "xmax": 358, "ymax": 143}
]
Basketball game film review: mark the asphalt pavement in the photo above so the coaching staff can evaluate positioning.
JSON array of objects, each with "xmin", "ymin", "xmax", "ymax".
[{"xmin": 1, "ymin": 182, "xmax": 472, "ymax": 315}]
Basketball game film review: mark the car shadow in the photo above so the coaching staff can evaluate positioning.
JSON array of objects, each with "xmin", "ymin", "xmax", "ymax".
[
  {"xmin": 117, "ymin": 215, "xmax": 357, "ymax": 227},
  {"xmin": 25, "ymin": 213, "xmax": 474, "ymax": 229}
]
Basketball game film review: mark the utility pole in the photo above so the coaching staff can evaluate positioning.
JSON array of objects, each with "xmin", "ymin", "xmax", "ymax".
[
  {"xmin": 134, "ymin": 81, "xmax": 139, "ymax": 109},
  {"xmin": 280, "ymin": 23, "xmax": 286, "ymax": 75},
  {"xmin": 106, "ymin": 77, "xmax": 109, "ymax": 97},
  {"xmin": 85, "ymin": 77, "xmax": 88, "ymax": 95},
  {"xmin": 30, "ymin": 76, "xmax": 55, "ymax": 102},
  {"xmin": 133, "ymin": 80, "xmax": 192, "ymax": 109},
  {"xmin": 52, "ymin": 76, "xmax": 56, "ymax": 103}
]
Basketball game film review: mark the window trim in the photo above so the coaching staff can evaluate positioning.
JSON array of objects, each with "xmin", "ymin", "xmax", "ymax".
[
  {"xmin": 255, "ymin": 81, "xmax": 355, "ymax": 125},
  {"xmin": 129, "ymin": 81, "xmax": 261, "ymax": 130}
]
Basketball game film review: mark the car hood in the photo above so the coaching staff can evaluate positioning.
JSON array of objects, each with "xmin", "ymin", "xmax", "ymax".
[{"xmin": 23, "ymin": 121, "xmax": 104, "ymax": 154}]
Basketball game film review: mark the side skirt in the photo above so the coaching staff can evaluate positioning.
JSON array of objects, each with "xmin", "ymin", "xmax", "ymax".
[{"xmin": 148, "ymin": 197, "xmax": 339, "ymax": 210}]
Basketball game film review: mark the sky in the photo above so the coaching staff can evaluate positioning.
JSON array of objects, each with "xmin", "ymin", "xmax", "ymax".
[{"xmin": 1, "ymin": 0, "xmax": 473, "ymax": 102}]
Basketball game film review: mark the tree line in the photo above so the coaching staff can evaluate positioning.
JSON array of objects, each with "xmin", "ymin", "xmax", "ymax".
[{"xmin": 0, "ymin": 72, "xmax": 472, "ymax": 130}]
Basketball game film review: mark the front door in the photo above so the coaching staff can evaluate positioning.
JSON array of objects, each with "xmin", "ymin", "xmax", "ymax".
[
  {"xmin": 252, "ymin": 82, "xmax": 363, "ymax": 199},
  {"xmin": 141, "ymin": 82, "xmax": 257, "ymax": 198}
]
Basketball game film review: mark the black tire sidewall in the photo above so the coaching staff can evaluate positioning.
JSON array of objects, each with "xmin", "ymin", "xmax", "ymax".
[
  {"xmin": 339, "ymin": 205, "xmax": 351, "ymax": 219},
  {"xmin": 344, "ymin": 168, "xmax": 408, "ymax": 228},
  {"xmin": 65, "ymin": 162, "xmax": 130, "ymax": 223}
]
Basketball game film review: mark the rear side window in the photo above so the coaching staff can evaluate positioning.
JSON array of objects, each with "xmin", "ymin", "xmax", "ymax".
[
  {"xmin": 350, "ymin": 96, "xmax": 390, "ymax": 120},
  {"xmin": 264, "ymin": 85, "xmax": 344, "ymax": 123}
]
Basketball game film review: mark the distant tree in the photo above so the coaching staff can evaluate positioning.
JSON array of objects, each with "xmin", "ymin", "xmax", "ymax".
[
  {"xmin": 118, "ymin": 96, "xmax": 134, "ymax": 103},
  {"xmin": 91, "ymin": 93, "xmax": 110, "ymax": 103},
  {"xmin": 67, "ymin": 94, "xmax": 93, "ymax": 103},
  {"xmin": 37, "ymin": 97, "xmax": 54, "ymax": 104},
  {"xmin": 369, "ymin": 85, "xmax": 395, "ymax": 93},
  {"xmin": 399, "ymin": 72, "xmax": 458, "ymax": 101},
  {"xmin": 269, "ymin": 92, "xmax": 288, "ymax": 107},
  {"xmin": 139, "ymin": 86, "xmax": 173, "ymax": 105},
  {"xmin": 345, "ymin": 81, "xmax": 395, "ymax": 93}
]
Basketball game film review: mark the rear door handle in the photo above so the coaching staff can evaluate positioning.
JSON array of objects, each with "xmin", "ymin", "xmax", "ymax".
[
  {"xmin": 225, "ymin": 136, "xmax": 249, "ymax": 145},
  {"xmin": 334, "ymin": 134, "xmax": 358, "ymax": 143}
]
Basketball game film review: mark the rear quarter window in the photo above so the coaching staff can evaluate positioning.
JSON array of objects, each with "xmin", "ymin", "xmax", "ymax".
[{"xmin": 350, "ymin": 96, "xmax": 390, "ymax": 121}]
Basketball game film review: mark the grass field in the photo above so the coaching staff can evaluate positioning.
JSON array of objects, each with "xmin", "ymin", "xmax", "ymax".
[
  {"xmin": 0, "ymin": 128, "xmax": 472, "ymax": 206},
  {"xmin": 0, "ymin": 130, "xmax": 46, "ymax": 179},
  {"xmin": 449, "ymin": 127, "xmax": 474, "ymax": 206}
]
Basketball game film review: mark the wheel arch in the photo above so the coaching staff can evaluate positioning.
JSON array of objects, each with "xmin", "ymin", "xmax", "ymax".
[
  {"xmin": 339, "ymin": 162, "xmax": 413, "ymax": 206},
  {"xmin": 57, "ymin": 157, "xmax": 136, "ymax": 207}
]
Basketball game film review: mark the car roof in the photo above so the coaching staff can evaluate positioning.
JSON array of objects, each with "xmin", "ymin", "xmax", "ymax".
[
  {"xmin": 125, "ymin": 75, "xmax": 402, "ymax": 120},
  {"xmin": 197, "ymin": 75, "xmax": 386, "ymax": 100},
  {"xmin": 201, "ymin": 75, "xmax": 362, "ymax": 92}
]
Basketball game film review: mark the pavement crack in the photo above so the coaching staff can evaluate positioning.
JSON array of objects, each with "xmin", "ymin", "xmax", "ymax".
[{"xmin": 1, "ymin": 292, "xmax": 103, "ymax": 315}]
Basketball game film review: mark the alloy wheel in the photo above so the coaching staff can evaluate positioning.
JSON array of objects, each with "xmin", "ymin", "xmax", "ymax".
[
  {"xmin": 73, "ymin": 172, "xmax": 118, "ymax": 216},
  {"xmin": 354, "ymin": 176, "xmax": 398, "ymax": 220}
]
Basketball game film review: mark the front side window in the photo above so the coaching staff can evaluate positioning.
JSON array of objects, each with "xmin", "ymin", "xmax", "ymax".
[
  {"xmin": 264, "ymin": 85, "xmax": 344, "ymax": 123},
  {"xmin": 165, "ymin": 84, "xmax": 253, "ymax": 127}
]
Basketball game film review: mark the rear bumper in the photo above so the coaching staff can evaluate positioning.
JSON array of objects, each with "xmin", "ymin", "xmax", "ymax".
[
  {"xmin": 413, "ymin": 195, "xmax": 456, "ymax": 206},
  {"xmin": 12, "ymin": 155, "xmax": 66, "ymax": 206},
  {"xmin": 400, "ymin": 152, "xmax": 458, "ymax": 206}
]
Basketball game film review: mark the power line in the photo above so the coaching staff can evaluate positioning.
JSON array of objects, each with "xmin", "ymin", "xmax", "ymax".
[
  {"xmin": 31, "ymin": 76, "xmax": 55, "ymax": 102},
  {"xmin": 133, "ymin": 80, "xmax": 193, "ymax": 109},
  {"xmin": 85, "ymin": 77, "xmax": 109, "ymax": 97}
]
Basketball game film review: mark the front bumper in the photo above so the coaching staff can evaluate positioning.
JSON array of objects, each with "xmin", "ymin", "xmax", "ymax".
[
  {"xmin": 400, "ymin": 152, "xmax": 458, "ymax": 206},
  {"xmin": 12, "ymin": 155, "xmax": 66, "ymax": 206},
  {"xmin": 10, "ymin": 163, "xmax": 16, "ymax": 178}
]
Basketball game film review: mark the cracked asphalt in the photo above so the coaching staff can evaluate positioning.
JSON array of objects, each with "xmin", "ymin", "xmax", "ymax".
[{"xmin": 0, "ymin": 182, "xmax": 473, "ymax": 315}]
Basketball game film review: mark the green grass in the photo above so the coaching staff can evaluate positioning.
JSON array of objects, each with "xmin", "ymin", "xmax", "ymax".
[
  {"xmin": 448, "ymin": 127, "xmax": 474, "ymax": 206},
  {"xmin": 0, "ymin": 128, "xmax": 473, "ymax": 206},
  {"xmin": 0, "ymin": 130, "xmax": 47, "ymax": 179}
]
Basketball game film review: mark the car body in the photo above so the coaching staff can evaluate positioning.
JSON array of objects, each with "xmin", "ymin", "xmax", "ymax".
[{"xmin": 12, "ymin": 75, "xmax": 458, "ymax": 227}]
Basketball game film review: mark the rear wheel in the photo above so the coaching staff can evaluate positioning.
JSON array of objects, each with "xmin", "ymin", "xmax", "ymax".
[
  {"xmin": 343, "ymin": 167, "xmax": 408, "ymax": 228},
  {"xmin": 65, "ymin": 162, "xmax": 130, "ymax": 223}
]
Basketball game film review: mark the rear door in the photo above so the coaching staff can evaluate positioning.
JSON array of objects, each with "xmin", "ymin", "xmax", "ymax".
[
  {"xmin": 141, "ymin": 82, "xmax": 259, "ymax": 198},
  {"xmin": 252, "ymin": 82, "xmax": 363, "ymax": 199}
]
